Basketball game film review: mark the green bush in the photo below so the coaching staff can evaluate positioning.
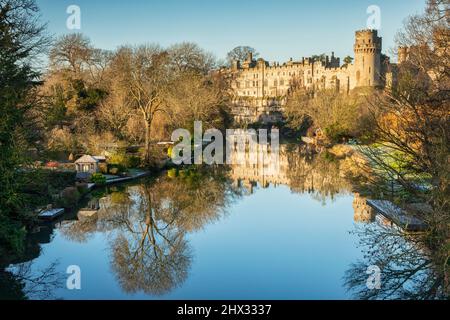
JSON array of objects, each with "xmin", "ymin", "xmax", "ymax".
[
  {"xmin": 18, "ymin": 169, "xmax": 77, "ymax": 208},
  {"xmin": 324, "ymin": 124, "xmax": 350, "ymax": 143},
  {"xmin": 128, "ymin": 156, "xmax": 141, "ymax": 168},
  {"xmin": 76, "ymin": 182, "xmax": 89, "ymax": 195},
  {"xmin": 0, "ymin": 219, "xmax": 27, "ymax": 255},
  {"xmin": 59, "ymin": 187, "xmax": 81, "ymax": 209},
  {"xmin": 167, "ymin": 146, "xmax": 174, "ymax": 158},
  {"xmin": 109, "ymin": 153, "xmax": 141, "ymax": 169},
  {"xmin": 91, "ymin": 173, "xmax": 106, "ymax": 185},
  {"xmin": 167, "ymin": 168, "xmax": 177, "ymax": 178},
  {"xmin": 109, "ymin": 153, "xmax": 127, "ymax": 166}
]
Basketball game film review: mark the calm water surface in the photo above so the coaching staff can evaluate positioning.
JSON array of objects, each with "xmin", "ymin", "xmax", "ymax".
[{"xmin": 1, "ymin": 146, "xmax": 441, "ymax": 300}]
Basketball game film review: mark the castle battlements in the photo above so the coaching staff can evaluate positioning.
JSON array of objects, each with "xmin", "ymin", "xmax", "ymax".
[{"xmin": 228, "ymin": 30, "xmax": 393, "ymax": 124}]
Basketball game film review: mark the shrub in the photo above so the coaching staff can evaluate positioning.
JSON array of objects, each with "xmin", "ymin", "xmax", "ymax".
[
  {"xmin": 59, "ymin": 187, "xmax": 81, "ymax": 208},
  {"xmin": 18, "ymin": 169, "xmax": 77, "ymax": 208},
  {"xmin": 167, "ymin": 168, "xmax": 177, "ymax": 178},
  {"xmin": 167, "ymin": 146, "xmax": 174, "ymax": 158},
  {"xmin": 324, "ymin": 124, "xmax": 349, "ymax": 143},
  {"xmin": 76, "ymin": 182, "xmax": 89, "ymax": 195},
  {"xmin": 108, "ymin": 153, "xmax": 141, "ymax": 169},
  {"xmin": 107, "ymin": 163, "xmax": 126, "ymax": 175},
  {"xmin": 109, "ymin": 153, "xmax": 130, "ymax": 167},
  {"xmin": 91, "ymin": 173, "xmax": 106, "ymax": 185},
  {"xmin": 127, "ymin": 156, "xmax": 141, "ymax": 168},
  {"xmin": 98, "ymin": 163, "xmax": 108, "ymax": 174},
  {"xmin": 109, "ymin": 167, "xmax": 119, "ymax": 175},
  {"xmin": 0, "ymin": 219, "xmax": 27, "ymax": 255}
]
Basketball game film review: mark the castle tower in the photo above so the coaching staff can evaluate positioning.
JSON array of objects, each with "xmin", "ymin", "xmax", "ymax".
[{"xmin": 353, "ymin": 30, "xmax": 382, "ymax": 87}]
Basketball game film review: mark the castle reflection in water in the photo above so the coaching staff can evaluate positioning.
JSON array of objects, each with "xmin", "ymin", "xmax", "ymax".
[{"xmin": 228, "ymin": 144, "xmax": 375, "ymax": 224}]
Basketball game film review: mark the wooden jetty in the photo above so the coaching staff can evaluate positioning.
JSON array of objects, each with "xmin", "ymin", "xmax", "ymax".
[
  {"xmin": 104, "ymin": 171, "xmax": 150, "ymax": 185},
  {"xmin": 39, "ymin": 208, "xmax": 65, "ymax": 221},
  {"xmin": 366, "ymin": 199, "xmax": 428, "ymax": 232}
]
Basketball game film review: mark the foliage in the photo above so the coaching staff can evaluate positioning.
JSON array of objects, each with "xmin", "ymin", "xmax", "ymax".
[
  {"xmin": 68, "ymin": 79, "xmax": 108, "ymax": 112},
  {"xmin": 90, "ymin": 173, "xmax": 106, "ymax": 185},
  {"xmin": 58, "ymin": 187, "xmax": 81, "ymax": 209},
  {"xmin": 343, "ymin": 56, "xmax": 353, "ymax": 65},
  {"xmin": 0, "ymin": 0, "xmax": 49, "ymax": 254},
  {"xmin": 285, "ymin": 88, "xmax": 375, "ymax": 143},
  {"xmin": 352, "ymin": 0, "xmax": 449, "ymax": 288},
  {"xmin": 108, "ymin": 153, "xmax": 140, "ymax": 169},
  {"xmin": 226, "ymin": 46, "xmax": 259, "ymax": 64}
]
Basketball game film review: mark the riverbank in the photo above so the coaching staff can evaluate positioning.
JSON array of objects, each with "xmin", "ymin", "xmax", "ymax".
[
  {"xmin": 305, "ymin": 142, "xmax": 430, "ymax": 233},
  {"xmin": 37, "ymin": 169, "xmax": 153, "ymax": 220}
]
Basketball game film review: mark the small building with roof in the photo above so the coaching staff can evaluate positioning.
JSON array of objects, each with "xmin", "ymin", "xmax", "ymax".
[{"xmin": 75, "ymin": 155, "xmax": 106, "ymax": 179}]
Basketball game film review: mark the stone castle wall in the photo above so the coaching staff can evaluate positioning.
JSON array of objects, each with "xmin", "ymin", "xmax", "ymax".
[{"xmin": 228, "ymin": 29, "xmax": 389, "ymax": 124}]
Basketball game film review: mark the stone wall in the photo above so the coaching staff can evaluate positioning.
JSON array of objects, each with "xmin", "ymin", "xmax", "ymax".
[{"xmin": 228, "ymin": 29, "xmax": 389, "ymax": 124}]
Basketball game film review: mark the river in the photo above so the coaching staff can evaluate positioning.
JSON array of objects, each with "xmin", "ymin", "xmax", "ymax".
[{"xmin": 0, "ymin": 145, "xmax": 444, "ymax": 300}]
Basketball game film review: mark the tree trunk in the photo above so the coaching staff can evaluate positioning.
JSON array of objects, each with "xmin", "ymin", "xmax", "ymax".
[{"xmin": 144, "ymin": 119, "xmax": 151, "ymax": 164}]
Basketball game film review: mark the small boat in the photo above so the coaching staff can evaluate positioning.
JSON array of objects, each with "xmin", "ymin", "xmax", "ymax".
[{"xmin": 39, "ymin": 208, "xmax": 65, "ymax": 221}]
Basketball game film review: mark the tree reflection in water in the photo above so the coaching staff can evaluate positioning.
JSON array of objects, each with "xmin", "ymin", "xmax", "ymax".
[
  {"xmin": 344, "ymin": 225, "xmax": 447, "ymax": 300},
  {"xmin": 52, "ymin": 146, "xmax": 447, "ymax": 299},
  {"xmin": 0, "ymin": 261, "xmax": 63, "ymax": 300},
  {"xmin": 110, "ymin": 183, "xmax": 193, "ymax": 296},
  {"xmin": 60, "ymin": 167, "xmax": 240, "ymax": 296},
  {"xmin": 109, "ymin": 168, "xmax": 240, "ymax": 295}
]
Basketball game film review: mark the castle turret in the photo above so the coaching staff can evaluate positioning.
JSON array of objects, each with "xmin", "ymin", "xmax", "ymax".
[
  {"xmin": 231, "ymin": 59, "xmax": 241, "ymax": 71},
  {"xmin": 354, "ymin": 30, "xmax": 382, "ymax": 87},
  {"xmin": 242, "ymin": 52, "xmax": 254, "ymax": 69}
]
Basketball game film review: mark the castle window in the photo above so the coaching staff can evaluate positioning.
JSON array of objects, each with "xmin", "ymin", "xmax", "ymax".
[{"xmin": 274, "ymin": 80, "xmax": 278, "ymax": 86}]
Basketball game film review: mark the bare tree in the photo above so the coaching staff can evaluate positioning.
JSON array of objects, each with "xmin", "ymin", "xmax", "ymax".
[
  {"xmin": 165, "ymin": 71, "xmax": 230, "ymax": 132},
  {"xmin": 49, "ymin": 33, "xmax": 94, "ymax": 77},
  {"xmin": 168, "ymin": 42, "xmax": 216, "ymax": 74},
  {"xmin": 108, "ymin": 45, "xmax": 172, "ymax": 163},
  {"xmin": 344, "ymin": 225, "xmax": 447, "ymax": 300},
  {"xmin": 96, "ymin": 84, "xmax": 134, "ymax": 139},
  {"xmin": 352, "ymin": 1, "xmax": 449, "ymax": 285},
  {"xmin": 226, "ymin": 46, "xmax": 259, "ymax": 64}
]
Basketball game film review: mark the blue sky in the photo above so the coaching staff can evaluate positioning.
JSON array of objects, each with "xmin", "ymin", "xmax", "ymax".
[{"xmin": 36, "ymin": 0, "xmax": 426, "ymax": 62}]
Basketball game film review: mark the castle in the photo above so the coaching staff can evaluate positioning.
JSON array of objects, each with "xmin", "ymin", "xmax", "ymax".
[{"xmin": 228, "ymin": 30, "xmax": 394, "ymax": 124}]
